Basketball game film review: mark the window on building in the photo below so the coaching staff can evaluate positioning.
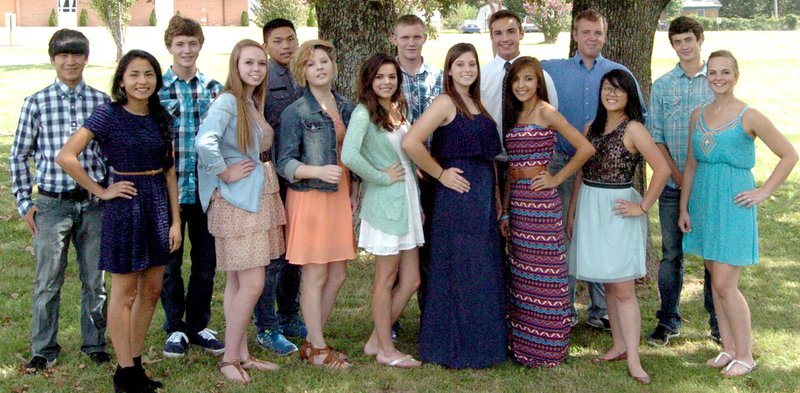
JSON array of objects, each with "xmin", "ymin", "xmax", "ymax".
[
  {"xmin": 697, "ymin": 9, "xmax": 705, "ymax": 17},
  {"xmin": 59, "ymin": 0, "xmax": 77, "ymax": 13}
]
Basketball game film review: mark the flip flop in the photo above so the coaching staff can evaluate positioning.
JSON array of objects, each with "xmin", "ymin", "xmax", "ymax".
[
  {"xmin": 378, "ymin": 354, "xmax": 421, "ymax": 368},
  {"xmin": 706, "ymin": 351, "xmax": 734, "ymax": 368},
  {"xmin": 723, "ymin": 359, "xmax": 757, "ymax": 377}
]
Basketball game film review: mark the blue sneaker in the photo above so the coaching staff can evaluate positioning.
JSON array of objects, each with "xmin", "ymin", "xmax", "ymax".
[
  {"xmin": 163, "ymin": 331, "xmax": 189, "ymax": 358},
  {"xmin": 279, "ymin": 319, "xmax": 308, "ymax": 338},
  {"xmin": 190, "ymin": 328, "xmax": 225, "ymax": 355},
  {"xmin": 257, "ymin": 329, "xmax": 298, "ymax": 356}
]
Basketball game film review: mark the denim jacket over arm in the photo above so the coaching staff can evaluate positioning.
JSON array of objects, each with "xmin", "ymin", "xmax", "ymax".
[
  {"xmin": 195, "ymin": 92, "xmax": 265, "ymax": 213},
  {"xmin": 276, "ymin": 89, "xmax": 354, "ymax": 192}
]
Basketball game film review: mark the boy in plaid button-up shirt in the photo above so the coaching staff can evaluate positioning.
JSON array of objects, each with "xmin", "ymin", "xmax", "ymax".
[
  {"xmin": 9, "ymin": 29, "xmax": 110, "ymax": 373},
  {"xmin": 157, "ymin": 15, "xmax": 225, "ymax": 358}
]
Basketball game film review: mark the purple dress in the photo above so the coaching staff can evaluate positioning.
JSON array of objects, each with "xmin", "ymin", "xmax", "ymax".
[
  {"xmin": 82, "ymin": 103, "xmax": 174, "ymax": 274},
  {"xmin": 419, "ymin": 112, "xmax": 506, "ymax": 369}
]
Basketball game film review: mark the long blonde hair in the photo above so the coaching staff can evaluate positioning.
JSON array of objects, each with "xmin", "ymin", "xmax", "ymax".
[{"xmin": 223, "ymin": 39, "xmax": 268, "ymax": 152}]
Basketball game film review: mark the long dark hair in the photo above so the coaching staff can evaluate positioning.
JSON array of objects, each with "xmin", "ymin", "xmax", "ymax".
[
  {"xmin": 588, "ymin": 69, "xmax": 644, "ymax": 138},
  {"xmin": 442, "ymin": 43, "xmax": 493, "ymax": 125},
  {"xmin": 357, "ymin": 53, "xmax": 408, "ymax": 132},
  {"xmin": 502, "ymin": 56, "xmax": 549, "ymax": 137},
  {"xmin": 111, "ymin": 49, "xmax": 171, "ymax": 146}
]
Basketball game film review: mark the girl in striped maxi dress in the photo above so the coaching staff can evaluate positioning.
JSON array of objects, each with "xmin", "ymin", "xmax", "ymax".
[{"xmin": 500, "ymin": 57, "xmax": 595, "ymax": 367}]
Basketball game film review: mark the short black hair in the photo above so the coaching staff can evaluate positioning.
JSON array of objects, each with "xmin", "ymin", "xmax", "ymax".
[
  {"xmin": 668, "ymin": 16, "xmax": 704, "ymax": 42},
  {"xmin": 48, "ymin": 29, "xmax": 89, "ymax": 58},
  {"xmin": 262, "ymin": 18, "xmax": 296, "ymax": 42}
]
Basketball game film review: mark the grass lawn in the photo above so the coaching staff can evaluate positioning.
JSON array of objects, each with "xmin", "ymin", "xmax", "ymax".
[{"xmin": 0, "ymin": 27, "xmax": 798, "ymax": 392}]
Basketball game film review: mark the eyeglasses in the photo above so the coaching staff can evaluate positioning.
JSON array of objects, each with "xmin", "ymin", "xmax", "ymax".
[{"xmin": 601, "ymin": 85, "xmax": 624, "ymax": 96}]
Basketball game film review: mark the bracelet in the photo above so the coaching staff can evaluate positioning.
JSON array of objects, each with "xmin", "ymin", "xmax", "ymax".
[
  {"xmin": 639, "ymin": 204, "xmax": 648, "ymax": 214},
  {"xmin": 436, "ymin": 168, "xmax": 445, "ymax": 180},
  {"xmin": 500, "ymin": 214, "xmax": 509, "ymax": 221}
]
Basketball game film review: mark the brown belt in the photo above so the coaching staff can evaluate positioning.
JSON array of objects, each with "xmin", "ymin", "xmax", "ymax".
[
  {"xmin": 508, "ymin": 165, "xmax": 547, "ymax": 182},
  {"xmin": 112, "ymin": 168, "xmax": 164, "ymax": 176}
]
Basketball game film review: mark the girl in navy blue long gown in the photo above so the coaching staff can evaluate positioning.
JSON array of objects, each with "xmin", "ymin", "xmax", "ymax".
[{"xmin": 403, "ymin": 43, "xmax": 506, "ymax": 369}]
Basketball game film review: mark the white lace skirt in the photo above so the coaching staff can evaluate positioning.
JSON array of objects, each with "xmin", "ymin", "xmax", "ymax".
[{"xmin": 358, "ymin": 161, "xmax": 424, "ymax": 256}]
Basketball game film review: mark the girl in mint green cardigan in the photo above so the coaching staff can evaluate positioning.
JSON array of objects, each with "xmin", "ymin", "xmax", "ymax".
[{"xmin": 341, "ymin": 54, "xmax": 423, "ymax": 368}]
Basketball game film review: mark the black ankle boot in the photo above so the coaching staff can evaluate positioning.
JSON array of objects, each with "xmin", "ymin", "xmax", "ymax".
[
  {"xmin": 113, "ymin": 365, "xmax": 149, "ymax": 393},
  {"xmin": 133, "ymin": 356, "xmax": 163, "ymax": 389}
]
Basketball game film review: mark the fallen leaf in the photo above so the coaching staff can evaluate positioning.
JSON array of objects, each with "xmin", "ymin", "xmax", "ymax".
[
  {"xmin": 11, "ymin": 293, "xmax": 19, "ymax": 300},
  {"xmin": 25, "ymin": 245, "xmax": 34, "ymax": 255}
]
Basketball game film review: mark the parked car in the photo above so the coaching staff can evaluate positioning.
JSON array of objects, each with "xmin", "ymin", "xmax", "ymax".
[
  {"xmin": 460, "ymin": 20, "xmax": 481, "ymax": 33},
  {"xmin": 522, "ymin": 21, "xmax": 540, "ymax": 33}
]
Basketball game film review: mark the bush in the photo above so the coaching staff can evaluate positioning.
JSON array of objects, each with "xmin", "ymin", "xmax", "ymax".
[
  {"xmin": 692, "ymin": 16, "xmax": 791, "ymax": 31},
  {"xmin": 251, "ymin": 0, "xmax": 307, "ymax": 27},
  {"xmin": 149, "ymin": 9, "xmax": 157, "ymax": 26},
  {"xmin": 524, "ymin": 0, "xmax": 572, "ymax": 43},
  {"xmin": 307, "ymin": 5, "xmax": 316, "ymax": 27},
  {"xmin": 443, "ymin": 3, "xmax": 478, "ymax": 31},
  {"xmin": 785, "ymin": 14, "xmax": 798, "ymax": 30},
  {"xmin": 241, "ymin": 10, "xmax": 249, "ymax": 26},
  {"xmin": 79, "ymin": 9, "xmax": 89, "ymax": 26},
  {"xmin": 48, "ymin": 9, "xmax": 57, "ymax": 27}
]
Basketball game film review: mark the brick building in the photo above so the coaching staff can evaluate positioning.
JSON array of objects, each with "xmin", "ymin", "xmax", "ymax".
[
  {"xmin": 681, "ymin": 0, "xmax": 722, "ymax": 19},
  {"xmin": 1, "ymin": 0, "xmax": 250, "ymax": 27}
]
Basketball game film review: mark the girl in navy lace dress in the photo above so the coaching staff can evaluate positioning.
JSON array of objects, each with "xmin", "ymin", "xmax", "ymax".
[{"xmin": 57, "ymin": 50, "xmax": 180, "ymax": 393}]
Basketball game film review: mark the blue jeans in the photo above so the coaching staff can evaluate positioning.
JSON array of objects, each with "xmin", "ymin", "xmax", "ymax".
[
  {"xmin": 656, "ymin": 186, "xmax": 718, "ymax": 332},
  {"xmin": 160, "ymin": 202, "xmax": 217, "ymax": 336},
  {"xmin": 254, "ymin": 255, "xmax": 302, "ymax": 331},
  {"xmin": 32, "ymin": 195, "xmax": 107, "ymax": 361},
  {"xmin": 549, "ymin": 150, "xmax": 607, "ymax": 320}
]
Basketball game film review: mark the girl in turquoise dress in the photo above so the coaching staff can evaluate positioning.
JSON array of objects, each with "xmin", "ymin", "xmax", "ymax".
[{"xmin": 679, "ymin": 50, "xmax": 797, "ymax": 378}]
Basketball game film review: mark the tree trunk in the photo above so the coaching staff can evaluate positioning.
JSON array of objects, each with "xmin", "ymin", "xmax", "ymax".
[
  {"xmin": 570, "ymin": 0, "xmax": 670, "ymax": 280},
  {"xmin": 316, "ymin": 0, "xmax": 397, "ymax": 100}
]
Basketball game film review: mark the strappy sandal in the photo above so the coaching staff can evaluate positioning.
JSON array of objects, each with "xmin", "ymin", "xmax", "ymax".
[
  {"xmin": 706, "ymin": 351, "xmax": 734, "ymax": 368},
  {"xmin": 241, "ymin": 355, "xmax": 280, "ymax": 371},
  {"xmin": 722, "ymin": 359, "xmax": 757, "ymax": 377},
  {"xmin": 218, "ymin": 359, "xmax": 249, "ymax": 384},
  {"xmin": 307, "ymin": 346, "xmax": 351, "ymax": 370},
  {"xmin": 299, "ymin": 341, "xmax": 312, "ymax": 362},
  {"xmin": 327, "ymin": 345, "xmax": 349, "ymax": 361},
  {"xmin": 377, "ymin": 354, "xmax": 421, "ymax": 368}
]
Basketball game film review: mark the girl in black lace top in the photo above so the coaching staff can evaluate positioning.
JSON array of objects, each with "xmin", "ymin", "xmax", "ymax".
[{"xmin": 567, "ymin": 69, "xmax": 669, "ymax": 384}]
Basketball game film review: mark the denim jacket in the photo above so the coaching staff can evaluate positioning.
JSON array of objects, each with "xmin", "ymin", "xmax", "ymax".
[
  {"xmin": 196, "ymin": 93, "xmax": 265, "ymax": 212},
  {"xmin": 276, "ymin": 89, "xmax": 354, "ymax": 192}
]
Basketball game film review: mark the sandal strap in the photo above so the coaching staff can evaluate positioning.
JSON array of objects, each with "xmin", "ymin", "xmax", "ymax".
[
  {"xmin": 299, "ymin": 341, "xmax": 313, "ymax": 361},
  {"xmin": 725, "ymin": 359, "xmax": 756, "ymax": 372},
  {"xmin": 714, "ymin": 351, "xmax": 733, "ymax": 364},
  {"xmin": 322, "ymin": 350, "xmax": 350, "ymax": 370},
  {"xmin": 219, "ymin": 359, "xmax": 248, "ymax": 380}
]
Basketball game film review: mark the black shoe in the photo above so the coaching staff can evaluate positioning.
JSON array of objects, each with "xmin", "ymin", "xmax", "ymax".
[
  {"xmin": 647, "ymin": 325, "xmax": 681, "ymax": 346},
  {"xmin": 709, "ymin": 330, "xmax": 722, "ymax": 345},
  {"xmin": 587, "ymin": 316, "xmax": 611, "ymax": 330},
  {"xmin": 24, "ymin": 355, "xmax": 56, "ymax": 373},
  {"xmin": 88, "ymin": 351, "xmax": 111, "ymax": 365},
  {"xmin": 134, "ymin": 356, "xmax": 163, "ymax": 389},
  {"xmin": 114, "ymin": 365, "xmax": 155, "ymax": 393}
]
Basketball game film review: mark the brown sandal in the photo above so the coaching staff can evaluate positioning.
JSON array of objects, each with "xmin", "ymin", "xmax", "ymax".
[
  {"xmin": 327, "ymin": 345, "xmax": 349, "ymax": 361},
  {"xmin": 307, "ymin": 346, "xmax": 351, "ymax": 370},
  {"xmin": 219, "ymin": 359, "xmax": 249, "ymax": 384},
  {"xmin": 241, "ymin": 355, "xmax": 280, "ymax": 371},
  {"xmin": 299, "ymin": 341, "xmax": 313, "ymax": 362}
]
